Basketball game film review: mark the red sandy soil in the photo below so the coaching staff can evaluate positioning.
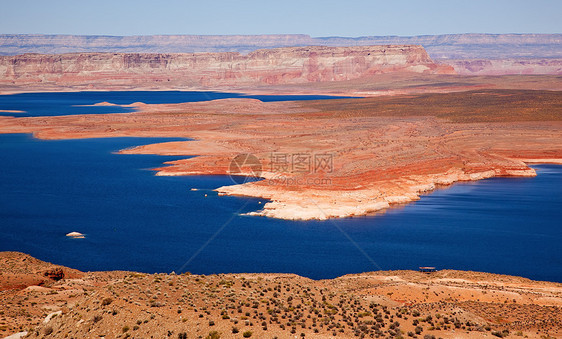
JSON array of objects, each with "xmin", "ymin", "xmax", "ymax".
[
  {"xmin": 1, "ymin": 252, "xmax": 560, "ymax": 338},
  {"xmin": 0, "ymin": 86, "xmax": 560, "ymax": 219}
]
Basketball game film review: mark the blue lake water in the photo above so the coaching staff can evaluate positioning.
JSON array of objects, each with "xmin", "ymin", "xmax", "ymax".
[
  {"xmin": 0, "ymin": 90, "xmax": 352, "ymax": 117},
  {"xmin": 0, "ymin": 91, "xmax": 560, "ymax": 282}
]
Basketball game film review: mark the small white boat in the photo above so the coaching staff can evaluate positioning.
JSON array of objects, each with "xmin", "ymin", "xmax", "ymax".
[{"xmin": 66, "ymin": 232, "xmax": 85, "ymax": 239}]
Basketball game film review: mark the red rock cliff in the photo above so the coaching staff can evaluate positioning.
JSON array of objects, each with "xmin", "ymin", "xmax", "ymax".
[
  {"xmin": 442, "ymin": 58, "xmax": 562, "ymax": 75},
  {"xmin": 0, "ymin": 45, "xmax": 454, "ymax": 88}
]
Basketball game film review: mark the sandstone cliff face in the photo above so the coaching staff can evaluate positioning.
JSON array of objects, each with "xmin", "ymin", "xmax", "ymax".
[
  {"xmin": 0, "ymin": 45, "xmax": 454, "ymax": 88},
  {"xmin": 443, "ymin": 58, "xmax": 562, "ymax": 75}
]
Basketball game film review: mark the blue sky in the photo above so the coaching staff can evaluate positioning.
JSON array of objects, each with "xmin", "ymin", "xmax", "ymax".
[{"xmin": 1, "ymin": 0, "xmax": 560, "ymax": 36}]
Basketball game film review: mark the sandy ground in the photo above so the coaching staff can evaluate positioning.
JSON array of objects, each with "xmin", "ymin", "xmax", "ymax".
[
  {"xmin": 1, "ymin": 73, "xmax": 561, "ymax": 96},
  {"xmin": 0, "ymin": 252, "xmax": 560, "ymax": 339}
]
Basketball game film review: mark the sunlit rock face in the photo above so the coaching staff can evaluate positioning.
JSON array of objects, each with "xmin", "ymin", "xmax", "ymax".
[{"xmin": 0, "ymin": 45, "xmax": 454, "ymax": 88}]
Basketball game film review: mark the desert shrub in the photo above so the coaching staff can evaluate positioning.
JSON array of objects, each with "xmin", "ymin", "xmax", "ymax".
[
  {"xmin": 208, "ymin": 320, "xmax": 215, "ymax": 326},
  {"xmin": 122, "ymin": 326, "xmax": 129, "ymax": 333},
  {"xmin": 415, "ymin": 326, "xmax": 423, "ymax": 334},
  {"xmin": 44, "ymin": 327, "xmax": 53, "ymax": 335},
  {"xmin": 232, "ymin": 327, "xmax": 239, "ymax": 334},
  {"xmin": 93, "ymin": 315, "xmax": 102, "ymax": 323},
  {"xmin": 243, "ymin": 330, "xmax": 253, "ymax": 337},
  {"xmin": 492, "ymin": 330, "xmax": 510, "ymax": 338},
  {"xmin": 206, "ymin": 331, "xmax": 221, "ymax": 339},
  {"xmin": 101, "ymin": 298, "xmax": 113, "ymax": 306}
]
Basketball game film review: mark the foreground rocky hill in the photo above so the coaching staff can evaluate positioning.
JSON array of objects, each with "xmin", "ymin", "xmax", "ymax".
[
  {"xmin": 0, "ymin": 45, "xmax": 454, "ymax": 89},
  {"xmin": 0, "ymin": 252, "xmax": 560, "ymax": 338}
]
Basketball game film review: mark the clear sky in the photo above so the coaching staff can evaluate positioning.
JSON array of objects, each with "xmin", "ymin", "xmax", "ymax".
[{"xmin": 0, "ymin": 0, "xmax": 560, "ymax": 37}]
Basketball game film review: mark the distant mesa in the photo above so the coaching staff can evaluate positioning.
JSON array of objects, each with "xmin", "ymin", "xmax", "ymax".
[
  {"xmin": 66, "ymin": 232, "xmax": 85, "ymax": 239},
  {"xmin": 0, "ymin": 45, "xmax": 455, "ymax": 89},
  {"xmin": 1, "ymin": 33, "xmax": 560, "ymax": 59},
  {"xmin": 1, "ymin": 34, "xmax": 560, "ymax": 88}
]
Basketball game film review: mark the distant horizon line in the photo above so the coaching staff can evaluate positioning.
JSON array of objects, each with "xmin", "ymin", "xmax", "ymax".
[{"xmin": 2, "ymin": 32, "xmax": 561, "ymax": 38}]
